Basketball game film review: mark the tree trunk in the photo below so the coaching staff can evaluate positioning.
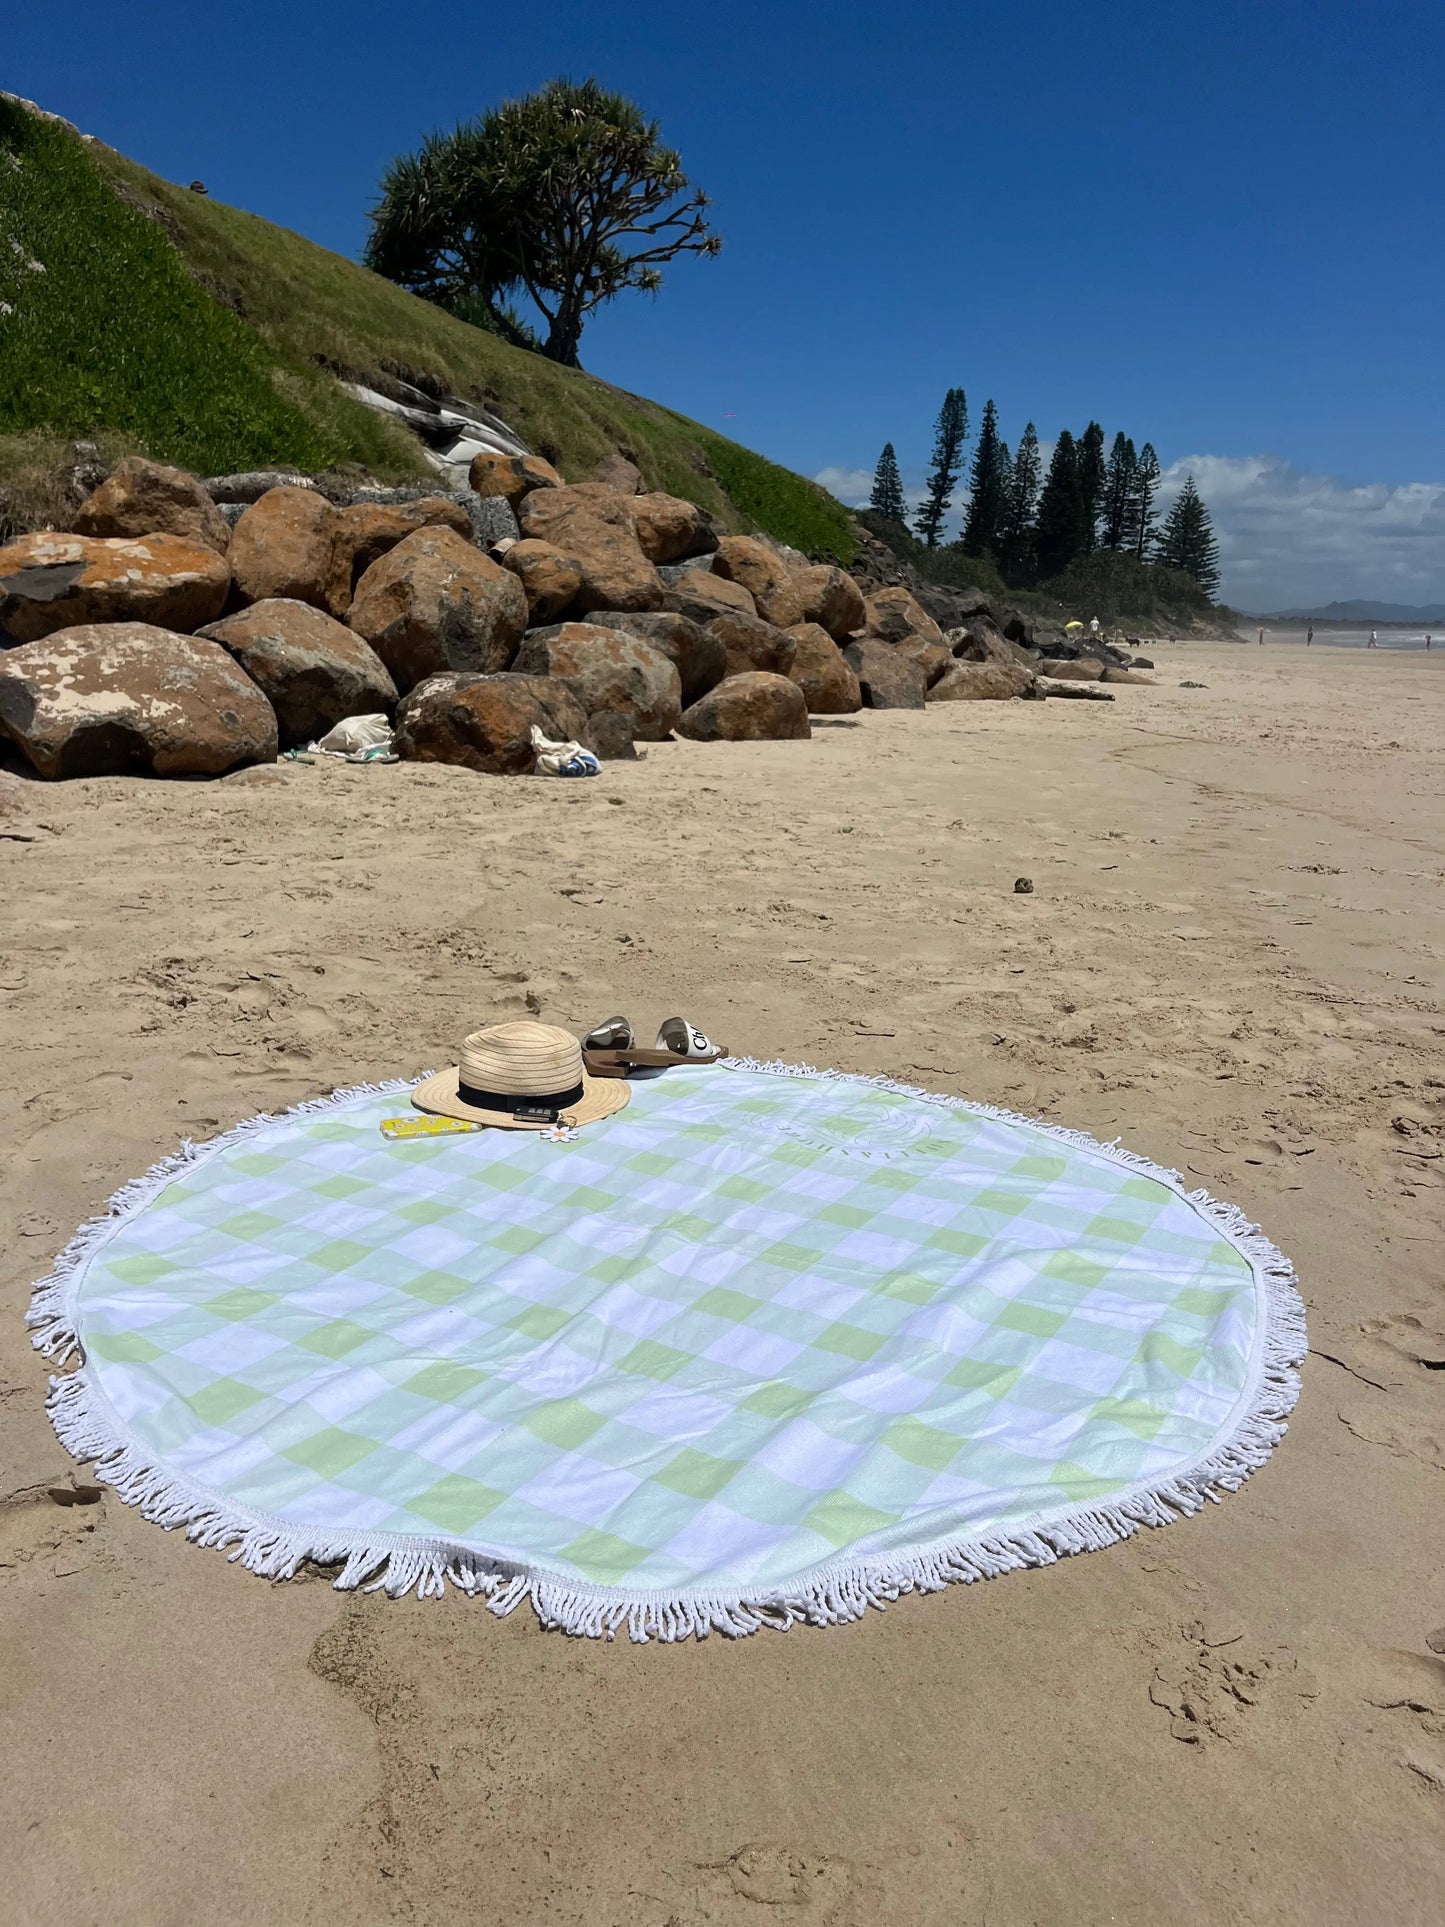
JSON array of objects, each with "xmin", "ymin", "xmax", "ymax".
[{"xmin": 543, "ymin": 299, "xmax": 585, "ymax": 367}]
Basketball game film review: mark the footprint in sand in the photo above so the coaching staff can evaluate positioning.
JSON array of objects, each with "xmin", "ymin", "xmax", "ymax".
[
  {"xmin": 1149, "ymin": 1616, "xmax": 1320, "ymax": 1746},
  {"xmin": 1357, "ymin": 1311, "xmax": 1445, "ymax": 1375},
  {"xmin": 1336, "ymin": 1402, "xmax": 1445, "ymax": 1474},
  {"xmin": 0, "ymin": 1482, "xmax": 104, "ymax": 1579},
  {"xmin": 1365, "ymin": 1648, "xmax": 1445, "ymax": 1792},
  {"xmin": 670, "ymin": 1845, "xmax": 861, "ymax": 1924}
]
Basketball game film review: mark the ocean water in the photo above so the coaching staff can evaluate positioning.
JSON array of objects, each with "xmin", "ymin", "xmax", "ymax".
[{"xmin": 1239, "ymin": 627, "xmax": 1440, "ymax": 651}]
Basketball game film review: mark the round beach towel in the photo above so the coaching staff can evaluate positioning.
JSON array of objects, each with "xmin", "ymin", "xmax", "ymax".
[{"xmin": 29, "ymin": 1062, "xmax": 1304, "ymax": 1640}]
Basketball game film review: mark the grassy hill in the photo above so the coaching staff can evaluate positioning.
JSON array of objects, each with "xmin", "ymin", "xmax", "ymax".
[{"xmin": 0, "ymin": 95, "xmax": 853, "ymax": 560}]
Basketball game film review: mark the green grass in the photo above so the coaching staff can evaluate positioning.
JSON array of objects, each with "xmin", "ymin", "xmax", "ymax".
[
  {"xmin": 699, "ymin": 433, "xmax": 855, "ymax": 563},
  {"xmin": 0, "ymin": 103, "xmax": 848, "ymax": 553},
  {"xmin": 0, "ymin": 99, "xmax": 364, "ymax": 475}
]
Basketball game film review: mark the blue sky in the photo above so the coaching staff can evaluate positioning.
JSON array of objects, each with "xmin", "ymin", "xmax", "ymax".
[{"xmin": 11, "ymin": 1, "xmax": 1444, "ymax": 606}]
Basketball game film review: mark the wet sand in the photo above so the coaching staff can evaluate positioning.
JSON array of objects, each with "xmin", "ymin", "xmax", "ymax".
[{"xmin": 1, "ymin": 639, "xmax": 1441, "ymax": 1925}]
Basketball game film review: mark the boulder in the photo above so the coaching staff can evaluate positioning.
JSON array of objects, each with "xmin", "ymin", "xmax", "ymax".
[
  {"xmin": 513, "ymin": 622, "xmax": 681, "ymax": 741},
  {"xmin": 452, "ymin": 492, "xmax": 518, "ymax": 548},
  {"xmin": 784, "ymin": 623, "xmax": 861, "ymax": 714},
  {"xmin": 792, "ymin": 563, "xmax": 866, "ymax": 642},
  {"xmin": 229, "ymin": 487, "xmax": 351, "ymax": 618},
  {"xmin": 337, "ymin": 497, "xmax": 473, "ymax": 588},
  {"xmin": 676, "ymin": 672, "xmax": 811, "ymax": 743},
  {"xmin": 662, "ymin": 570, "xmax": 756, "ymax": 625},
  {"xmin": 898, "ymin": 639, "xmax": 956, "ymax": 688},
  {"xmin": 203, "ymin": 471, "xmax": 318, "ymax": 505},
  {"xmin": 585, "ymin": 609, "xmax": 726, "ymax": 707},
  {"xmin": 467, "ymin": 451, "xmax": 564, "ymax": 505},
  {"xmin": 517, "ymin": 487, "xmax": 664, "ymax": 614},
  {"xmin": 705, "ymin": 609, "xmax": 798, "ymax": 679},
  {"xmin": 628, "ymin": 492, "xmax": 717, "ymax": 564},
  {"xmin": 0, "ymin": 531, "xmax": 231, "ymax": 642},
  {"xmin": 710, "ymin": 536, "xmax": 804, "ymax": 630},
  {"xmin": 862, "ymin": 586, "xmax": 943, "ymax": 646},
  {"xmin": 347, "ymin": 527, "xmax": 527, "ymax": 695},
  {"xmin": 1037, "ymin": 657, "xmax": 1103, "ymax": 681},
  {"xmin": 393, "ymin": 672, "xmax": 593, "ymax": 776},
  {"xmin": 1101, "ymin": 665, "xmax": 1154, "ymax": 684},
  {"xmin": 1128, "ymin": 655, "xmax": 1155, "ymax": 670},
  {"xmin": 72, "ymin": 457, "xmax": 232, "ymax": 555},
  {"xmin": 587, "ymin": 711, "xmax": 637, "ymax": 761},
  {"xmin": 590, "ymin": 451, "xmax": 644, "ymax": 495},
  {"xmin": 1039, "ymin": 679, "xmax": 1115, "ymax": 701},
  {"xmin": 928, "ymin": 661, "xmax": 1037, "ymax": 702},
  {"xmin": 500, "ymin": 540, "xmax": 584, "ymax": 623},
  {"xmin": 948, "ymin": 622, "xmax": 1035, "ymax": 669},
  {"xmin": 0, "ymin": 622, "xmax": 277, "ymax": 779},
  {"xmin": 842, "ymin": 637, "xmax": 927, "ymax": 710},
  {"xmin": 951, "ymin": 587, "xmax": 996, "ymax": 621},
  {"xmin": 197, "ymin": 599, "xmax": 397, "ymax": 749}
]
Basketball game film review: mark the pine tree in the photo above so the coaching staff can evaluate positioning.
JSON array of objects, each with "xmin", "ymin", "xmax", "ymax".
[
  {"xmin": 868, "ymin": 442, "xmax": 907, "ymax": 523},
  {"xmin": 1077, "ymin": 421, "xmax": 1106, "ymax": 553},
  {"xmin": 997, "ymin": 422, "xmax": 1041, "ymax": 581},
  {"xmin": 961, "ymin": 399, "xmax": 1010, "ymax": 556},
  {"xmin": 1154, "ymin": 474, "xmax": 1221, "ymax": 595},
  {"xmin": 1100, "ymin": 433, "xmax": 1136, "ymax": 550},
  {"xmin": 913, "ymin": 387, "xmax": 969, "ymax": 548},
  {"xmin": 1034, "ymin": 431, "xmax": 1084, "ymax": 579},
  {"xmin": 1128, "ymin": 442, "xmax": 1162, "ymax": 559}
]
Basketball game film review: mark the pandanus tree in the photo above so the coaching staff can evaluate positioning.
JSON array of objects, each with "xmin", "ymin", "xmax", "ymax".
[{"xmin": 365, "ymin": 79, "xmax": 721, "ymax": 367}]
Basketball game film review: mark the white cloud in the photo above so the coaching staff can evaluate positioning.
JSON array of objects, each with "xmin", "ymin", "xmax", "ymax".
[
  {"xmin": 813, "ymin": 465, "xmax": 873, "ymax": 504},
  {"xmin": 813, "ymin": 462, "xmax": 965, "ymax": 537},
  {"xmin": 1155, "ymin": 455, "xmax": 1445, "ymax": 609},
  {"xmin": 818, "ymin": 449, "xmax": 1445, "ymax": 608}
]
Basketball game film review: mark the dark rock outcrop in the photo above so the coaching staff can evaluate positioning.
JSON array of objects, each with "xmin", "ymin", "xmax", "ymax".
[
  {"xmin": 512, "ymin": 622, "xmax": 682, "ymax": 740},
  {"xmin": 0, "ymin": 622, "xmax": 277, "ymax": 778},
  {"xmin": 347, "ymin": 527, "xmax": 527, "ymax": 694},
  {"xmin": 842, "ymin": 637, "xmax": 927, "ymax": 710},
  {"xmin": 393, "ymin": 672, "xmax": 593, "ymax": 775},
  {"xmin": 72, "ymin": 457, "xmax": 232, "ymax": 555},
  {"xmin": 784, "ymin": 623, "xmax": 862, "ymax": 714},
  {"xmin": 199, "ymin": 599, "xmax": 397, "ymax": 748},
  {"xmin": 585, "ymin": 609, "xmax": 727, "ymax": 707},
  {"xmin": 0, "ymin": 531, "xmax": 231, "ymax": 642},
  {"xmin": 676, "ymin": 671, "xmax": 811, "ymax": 742}
]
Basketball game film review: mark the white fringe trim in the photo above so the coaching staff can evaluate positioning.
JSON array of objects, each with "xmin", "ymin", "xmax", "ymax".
[{"xmin": 27, "ymin": 1062, "xmax": 1306, "ymax": 1643}]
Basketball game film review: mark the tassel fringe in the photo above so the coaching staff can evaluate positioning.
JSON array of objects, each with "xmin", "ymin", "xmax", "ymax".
[{"xmin": 26, "ymin": 1062, "xmax": 1306, "ymax": 1643}]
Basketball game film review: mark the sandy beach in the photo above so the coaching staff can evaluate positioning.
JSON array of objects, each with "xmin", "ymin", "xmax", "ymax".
[{"xmin": 2, "ymin": 637, "xmax": 1441, "ymax": 1926}]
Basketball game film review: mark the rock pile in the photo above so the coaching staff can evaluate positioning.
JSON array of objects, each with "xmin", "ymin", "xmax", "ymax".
[{"xmin": 0, "ymin": 450, "xmax": 1152, "ymax": 782}]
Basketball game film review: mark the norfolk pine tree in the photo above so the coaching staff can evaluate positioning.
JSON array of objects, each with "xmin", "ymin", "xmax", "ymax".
[
  {"xmin": 1128, "ymin": 442, "xmax": 1163, "ymax": 558},
  {"xmin": 961, "ymin": 400, "xmax": 1011, "ymax": 556},
  {"xmin": 1077, "ymin": 422, "xmax": 1106, "ymax": 553},
  {"xmin": 1155, "ymin": 474, "xmax": 1222, "ymax": 595},
  {"xmin": 869, "ymin": 442, "xmax": 908, "ymax": 523},
  {"xmin": 997, "ymin": 422, "xmax": 1041, "ymax": 581},
  {"xmin": 1100, "ymin": 433, "xmax": 1136, "ymax": 549},
  {"xmin": 914, "ymin": 387, "xmax": 969, "ymax": 547},
  {"xmin": 1034, "ymin": 430, "xmax": 1086, "ymax": 579}
]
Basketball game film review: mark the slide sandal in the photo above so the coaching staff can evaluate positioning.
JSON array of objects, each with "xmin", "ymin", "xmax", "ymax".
[{"xmin": 582, "ymin": 1015, "xmax": 726, "ymax": 1073}]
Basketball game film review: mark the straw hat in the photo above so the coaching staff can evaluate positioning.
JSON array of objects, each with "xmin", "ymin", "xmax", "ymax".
[{"xmin": 411, "ymin": 1020, "xmax": 630, "ymax": 1130}]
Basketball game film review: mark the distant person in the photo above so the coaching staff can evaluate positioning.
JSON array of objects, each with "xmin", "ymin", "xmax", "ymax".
[
  {"xmin": 1258, "ymin": 624, "xmax": 1265, "ymax": 646},
  {"xmin": 1306, "ymin": 623, "xmax": 1314, "ymax": 646},
  {"xmin": 1368, "ymin": 628, "xmax": 1379, "ymax": 648},
  {"xmin": 1427, "ymin": 633, "xmax": 1433, "ymax": 650},
  {"xmin": 1089, "ymin": 616, "xmax": 1101, "ymax": 638}
]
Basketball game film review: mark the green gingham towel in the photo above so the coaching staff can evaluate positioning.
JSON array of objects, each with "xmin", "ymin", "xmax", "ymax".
[{"xmin": 30, "ymin": 1063, "xmax": 1304, "ymax": 1640}]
